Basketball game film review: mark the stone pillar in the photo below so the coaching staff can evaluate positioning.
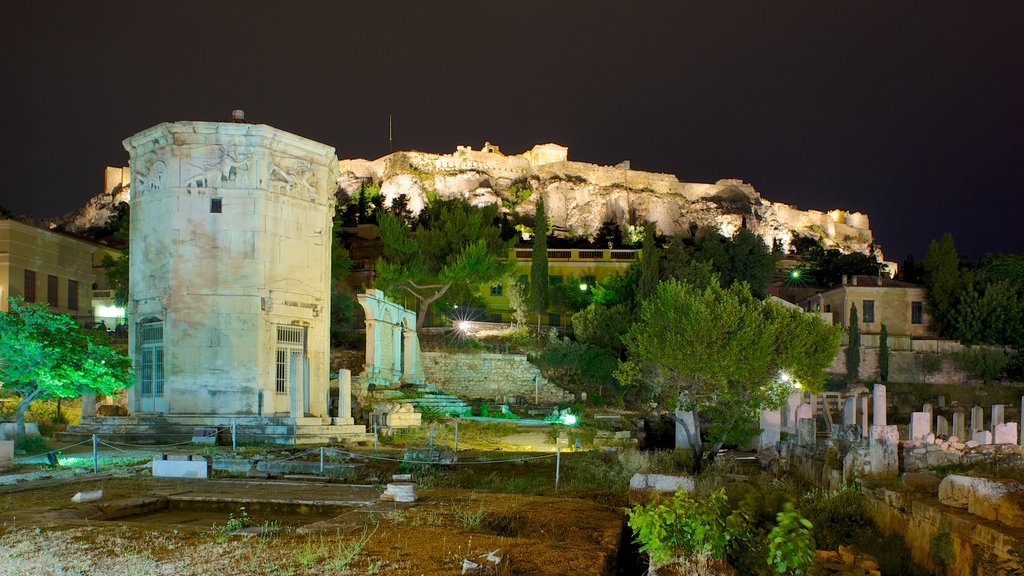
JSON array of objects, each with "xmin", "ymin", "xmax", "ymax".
[
  {"xmin": 971, "ymin": 405, "xmax": 985, "ymax": 433},
  {"xmin": 872, "ymin": 384, "xmax": 887, "ymax": 427},
  {"xmin": 868, "ymin": 425, "xmax": 899, "ymax": 479},
  {"xmin": 674, "ymin": 409, "xmax": 699, "ymax": 451},
  {"xmin": 859, "ymin": 396, "xmax": 869, "ymax": 438},
  {"xmin": 992, "ymin": 404, "xmax": 1005, "ymax": 429},
  {"xmin": 81, "ymin": 393, "xmax": 97, "ymax": 420},
  {"xmin": 973, "ymin": 430, "xmax": 993, "ymax": 445},
  {"xmin": 402, "ymin": 326, "xmax": 421, "ymax": 384},
  {"xmin": 843, "ymin": 397, "xmax": 857, "ymax": 426},
  {"xmin": 935, "ymin": 415, "xmax": 950, "ymax": 437},
  {"xmin": 391, "ymin": 321, "xmax": 403, "ymax": 380},
  {"xmin": 923, "ymin": 403, "xmax": 933, "ymax": 415},
  {"xmin": 994, "ymin": 423, "xmax": 1017, "ymax": 445},
  {"xmin": 952, "ymin": 412, "xmax": 966, "ymax": 440},
  {"xmin": 758, "ymin": 409, "xmax": 781, "ymax": 450},
  {"xmin": 797, "ymin": 417, "xmax": 816, "ymax": 446},
  {"xmin": 910, "ymin": 412, "xmax": 931, "ymax": 440},
  {"xmin": 784, "ymin": 392, "xmax": 802, "ymax": 433},
  {"xmin": 337, "ymin": 369, "xmax": 353, "ymax": 425}
]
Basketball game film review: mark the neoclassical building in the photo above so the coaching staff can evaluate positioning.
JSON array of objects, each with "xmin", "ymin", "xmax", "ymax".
[{"xmin": 121, "ymin": 118, "xmax": 356, "ymax": 440}]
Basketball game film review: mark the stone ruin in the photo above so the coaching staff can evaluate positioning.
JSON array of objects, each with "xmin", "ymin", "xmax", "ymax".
[{"xmin": 764, "ymin": 385, "xmax": 1024, "ymax": 486}]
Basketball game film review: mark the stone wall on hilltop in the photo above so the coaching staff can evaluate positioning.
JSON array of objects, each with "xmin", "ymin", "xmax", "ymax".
[{"xmin": 60, "ymin": 142, "xmax": 884, "ymax": 261}]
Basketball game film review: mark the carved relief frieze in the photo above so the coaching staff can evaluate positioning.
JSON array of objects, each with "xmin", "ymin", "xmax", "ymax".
[{"xmin": 181, "ymin": 145, "xmax": 253, "ymax": 190}]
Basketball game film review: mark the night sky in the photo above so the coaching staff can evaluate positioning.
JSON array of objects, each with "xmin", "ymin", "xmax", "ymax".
[{"xmin": 2, "ymin": 1, "xmax": 1022, "ymax": 261}]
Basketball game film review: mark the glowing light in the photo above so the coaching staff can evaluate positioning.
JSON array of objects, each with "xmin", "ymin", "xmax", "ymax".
[
  {"xmin": 458, "ymin": 321, "xmax": 470, "ymax": 332},
  {"xmin": 95, "ymin": 305, "xmax": 125, "ymax": 318},
  {"xmin": 579, "ymin": 283, "xmax": 588, "ymax": 291},
  {"xmin": 779, "ymin": 372, "xmax": 790, "ymax": 383},
  {"xmin": 790, "ymin": 270, "xmax": 800, "ymax": 279},
  {"xmin": 560, "ymin": 413, "xmax": 577, "ymax": 426}
]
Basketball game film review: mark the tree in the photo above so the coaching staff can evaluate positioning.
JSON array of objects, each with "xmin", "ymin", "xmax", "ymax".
[
  {"xmin": 617, "ymin": 279, "xmax": 840, "ymax": 464},
  {"xmin": 529, "ymin": 194, "xmax": 549, "ymax": 323},
  {"xmin": 923, "ymin": 233, "xmax": 961, "ymax": 337},
  {"xmin": 638, "ymin": 222, "xmax": 661, "ymax": 300},
  {"xmin": 846, "ymin": 303, "xmax": 860, "ymax": 384},
  {"xmin": 878, "ymin": 324, "xmax": 889, "ymax": 383},
  {"xmin": 572, "ymin": 302, "xmax": 632, "ymax": 355},
  {"xmin": 375, "ymin": 199, "xmax": 514, "ymax": 331},
  {"xmin": 952, "ymin": 280, "xmax": 1024, "ymax": 347},
  {"xmin": 101, "ymin": 202, "xmax": 130, "ymax": 307},
  {"xmin": 0, "ymin": 299, "xmax": 133, "ymax": 437},
  {"xmin": 724, "ymin": 228, "xmax": 777, "ymax": 298}
]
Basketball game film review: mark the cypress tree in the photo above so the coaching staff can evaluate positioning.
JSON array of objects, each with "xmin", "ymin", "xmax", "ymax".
[
  {"xmin": 529, "ymin": 194, "xmax": 549, "ymax": 323},
  {"xmin": 879, "ymin": 323, "xmax": 889, "ymax": 383},
  {"xmin": 638, "ymin": 222, "xmax": 661, "ymax": 300},
  {"xmin": 846, "ymin": 303, "xmax": 861, "ymax": 383}
]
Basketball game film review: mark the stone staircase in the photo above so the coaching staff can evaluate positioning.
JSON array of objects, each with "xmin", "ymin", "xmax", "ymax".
[{"xmin": 398, "ymin": 386, "xmax": 473, "ymax": 417}]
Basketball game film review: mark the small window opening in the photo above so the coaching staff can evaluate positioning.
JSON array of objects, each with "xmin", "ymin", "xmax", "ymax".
[{"xmin": 211, "ymin": 198, "xmax": 222, "ymax": 213}]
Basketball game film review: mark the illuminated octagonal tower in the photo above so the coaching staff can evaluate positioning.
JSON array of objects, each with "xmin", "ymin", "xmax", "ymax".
[{"xmin": 123, "ymin": 118, "xmax": 337, "ymax": 422}]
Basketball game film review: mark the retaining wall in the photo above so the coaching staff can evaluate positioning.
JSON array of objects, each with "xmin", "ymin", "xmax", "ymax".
[{"xmin": 420, "ymin": 352, "xmax": 573, "ymax": 404}]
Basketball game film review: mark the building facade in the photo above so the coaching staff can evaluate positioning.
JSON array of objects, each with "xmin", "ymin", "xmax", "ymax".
[
  {"xmin": 123, "ymin": 120, "xmax": 338, "ymax": 419},
  {"xmin": 0, "ymin": 218, "xmax": 121, "ymax": 325},
  {"xmin": 800, "ymin": 275, "xmax": 932, "ymax": 338}
]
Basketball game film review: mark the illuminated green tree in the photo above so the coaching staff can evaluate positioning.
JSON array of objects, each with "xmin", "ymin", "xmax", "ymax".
[
  {"xmin": 923, "ymin": 233, "xmax": 961, "ymax": 337},
  {"xmin": 529, "ymin": 194, "xmax": 549, "ymax": 320},
  {"xmin": 0, "ymin": 299, "xmax": 133, "ymax": 437},
  {"xmin": 879, "ymin": 324, "xmax": 889, "ymax": 383},
  {"xmin": 846, "ymin": 304, "xmax": 860, "ymax": 383},
  {"xmin": 618, "ymin": 280, "xmax": 840, "ymax": 463},
  {"xmin": 375, "ymin": 199, "xmax": 513, "ymax": 331},
  {"xmin": 638, "ymin": 223, "xmax": 661, "ymax": 300}
]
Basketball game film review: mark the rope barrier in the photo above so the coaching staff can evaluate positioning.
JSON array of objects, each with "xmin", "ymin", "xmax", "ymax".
[
  {"xmin": 325, "ymin": 447, "xmax": 558, "ymax": 465},
  {"xmin": 14, "ymin": 437, "xmax": 95, "ymax": 461}
]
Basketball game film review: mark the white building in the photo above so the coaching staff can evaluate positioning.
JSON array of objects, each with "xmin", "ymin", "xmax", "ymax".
[{"xmin": 115, "ymin": 118, "xmax": 364, "ymax": 442}]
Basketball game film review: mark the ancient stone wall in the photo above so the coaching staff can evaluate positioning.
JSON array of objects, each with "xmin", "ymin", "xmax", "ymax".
[
  {"xmin": 832, "ymin": 346, "xmax": 970, "ymax": 384},
  {"xmin": 420, "ymin": 352, "xmax": 573, "ymax": 404},
  {"xmin": 864, "ymin": 486, "xmax": 1023, "ymax": 576}
]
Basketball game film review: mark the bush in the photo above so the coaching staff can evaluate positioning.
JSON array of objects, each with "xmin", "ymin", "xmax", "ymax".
[
  {"xmin": 767, "ymin": 503, "xmax": 815, "ymax": 575},
  {"xmin": 957, "ymin": 346, "xmax": 1009, "ymax": 382},
  {"xmin": 796, "ymin": 489, "xmax": 874, "ymax": 551},
  {"xmin": 628, "ymin": 488, "xmax": 730, "ymax": 570}
]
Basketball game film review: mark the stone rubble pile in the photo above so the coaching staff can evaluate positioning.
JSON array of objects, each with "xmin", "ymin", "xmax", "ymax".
[{"xmin": 809, "ymin": 546, "xmax": 881, "ymax": 576}]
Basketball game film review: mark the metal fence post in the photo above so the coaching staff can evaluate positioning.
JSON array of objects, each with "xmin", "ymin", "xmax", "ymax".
[
  {"xmin": 454, "ymin": 421, "xmax": 459, "ymax": 452},
  {"xmin": 231, "ymin": 418, "xmax": 237, "ymax": 451},
  {"xmin": 373, "ymin": 422, "xmax": 378, "ymax": 451},
  {"xmin": 555, "ymin": 447, "xmax": 561, "ymax": 492},
  {"xmin": 319, "ymin": 446, "xmax": 325, "ymax": 476},
  {"xmin": 92, "ymin": 434, "xmax": 98, "ymax": 474}
]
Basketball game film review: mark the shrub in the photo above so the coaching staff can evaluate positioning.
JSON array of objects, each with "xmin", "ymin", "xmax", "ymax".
[
  {"xmin": 796, "ymin": 489, "xmax": 874, "ymax": 551},
  {"xmin": 957, "ymin": 346, "xmax": 1009, "ymax": 382},
  {"xmin": 767, "ymin": 503, "xmax": 815, "ymax": 575},
  {"xmin": 628, "ymin": 488, "xmax": 730, "ymax": 571}
]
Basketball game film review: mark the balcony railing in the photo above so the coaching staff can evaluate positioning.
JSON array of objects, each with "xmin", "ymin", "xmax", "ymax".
[{"xmin": 511, "ymin": 248, "xmax": 638, "ymax": 261}]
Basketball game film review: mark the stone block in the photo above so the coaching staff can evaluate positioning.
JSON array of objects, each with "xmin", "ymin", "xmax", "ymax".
[
  {"xmin": 0, "ymin": 440, "xmax": 12, "ymax": 470},
  {"xmin": 843, "ymin": 397, "xmax": 857, "ymax": 426},
  {"xmin": 903, "ymin": 472, "xmax": 941, "ymax": 494},
  {"xmin": 971, "ymin": 405, "xmax": 985, "ymax": 433},
  {"xmin": 629, "ymin": 473, "xmax": 695, "ymax": 493},
  {"xmin": 939, "ymin": 475, "xmax": 1024, "ymax": 527},
  {"xmin": 674, "ymin": 409, "xmax": 698, "ymax": 450},
  {"xmin": 973, "ymin": 430, "xmax": 993, "ymax": 445},
  {"xmin": 935, "ymin": 415, "xmax": 950, "ymax": 437},
  {"xmin": 910, "ymin": 411, "xmax": 931, "ymax": 440},
  {"xmin": 757, "ymin": 409, "xmax": 781, "ymax": 450},
  {"xmin": 152, "ymin": 456, "xmax": 209, "ymax": 479},
  {"xmin": 994, "ymin": 423, "xmax": 1018, "ymax": 445},
  {"xmin": 0, "ymin": 422, "xmax": 41, "ymax": 439},
  {"xmin": 952, "ymin": 412, "xmax": 966, "ymax": 440}
]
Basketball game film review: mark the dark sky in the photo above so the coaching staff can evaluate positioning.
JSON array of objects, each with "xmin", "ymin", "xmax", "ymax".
[{"xmin": 2, "ymin": 1, "xmax": 1022, "ymax": 262}]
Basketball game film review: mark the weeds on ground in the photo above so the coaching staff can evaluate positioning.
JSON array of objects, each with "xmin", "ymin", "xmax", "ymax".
[
  {"xmin": 456, "ymin": 504, "xmax": 486, "ymax": 530},
  {"xmin": 327, "ymin": 525, "xmax": 377, "ymax": 570},
  {"xmin": 211, "ymin": 506, "xmax": 254, "ymax": 541}
]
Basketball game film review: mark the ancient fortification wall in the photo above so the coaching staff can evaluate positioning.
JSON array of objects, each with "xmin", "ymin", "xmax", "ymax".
[{"xmin": 420, "ymin": 352, "xmax": 573, "ymax": 404}]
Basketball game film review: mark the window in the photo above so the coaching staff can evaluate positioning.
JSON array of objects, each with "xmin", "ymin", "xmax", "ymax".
[
  {"xmin": 139, "ymin": 322, "xmax": 164, "ymax": 397},
  {"xmin": 23, "ymin": 270, "xmax": 36, "ymax": 302},
  {"xmin": 275, "ymin": 325, "xmax": 305, "ymax": 395},
  {"xmin": 862, "ymin": 300, "xmax": 875, "ymax": 323},
  {"xmin": 47, "ymin": 275, "xmax": 59, "ymax": 307},
  {"xmin": 211, "ymin": 198, "xmax": 222, "ymax": 213},
  {"xmin": 490, "ymin": 283, "xmax": 503, "ymax": 296},
  {"xmin": 68, "ymin": 280, "xmax": 79, "ymax": 311},
  {"xmin": 912, "ymin": 301, "xmax": 924, "ymax": 325},
  {"xmin": 824, "ymin": 304, "xmax": 831, "ymax": 313}
]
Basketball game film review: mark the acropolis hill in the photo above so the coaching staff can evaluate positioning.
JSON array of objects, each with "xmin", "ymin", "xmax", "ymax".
[{"xmin": 63, "ymin": 140, "xmax": 883, "ymax": 260}]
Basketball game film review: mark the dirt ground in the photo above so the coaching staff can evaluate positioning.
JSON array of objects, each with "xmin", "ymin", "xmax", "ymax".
[{"xmin": 0, "ymin": 471, "xmax": 626, "ymax": 576}]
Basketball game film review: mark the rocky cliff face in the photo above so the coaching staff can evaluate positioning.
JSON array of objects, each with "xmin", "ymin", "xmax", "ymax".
[
  {"xmin": 57, "ymin": 144, "xmax": 883, "ymax": 260},
  {"xmin": 338, "ymin": 145, "xmax": 882, "ymax": 259}
]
